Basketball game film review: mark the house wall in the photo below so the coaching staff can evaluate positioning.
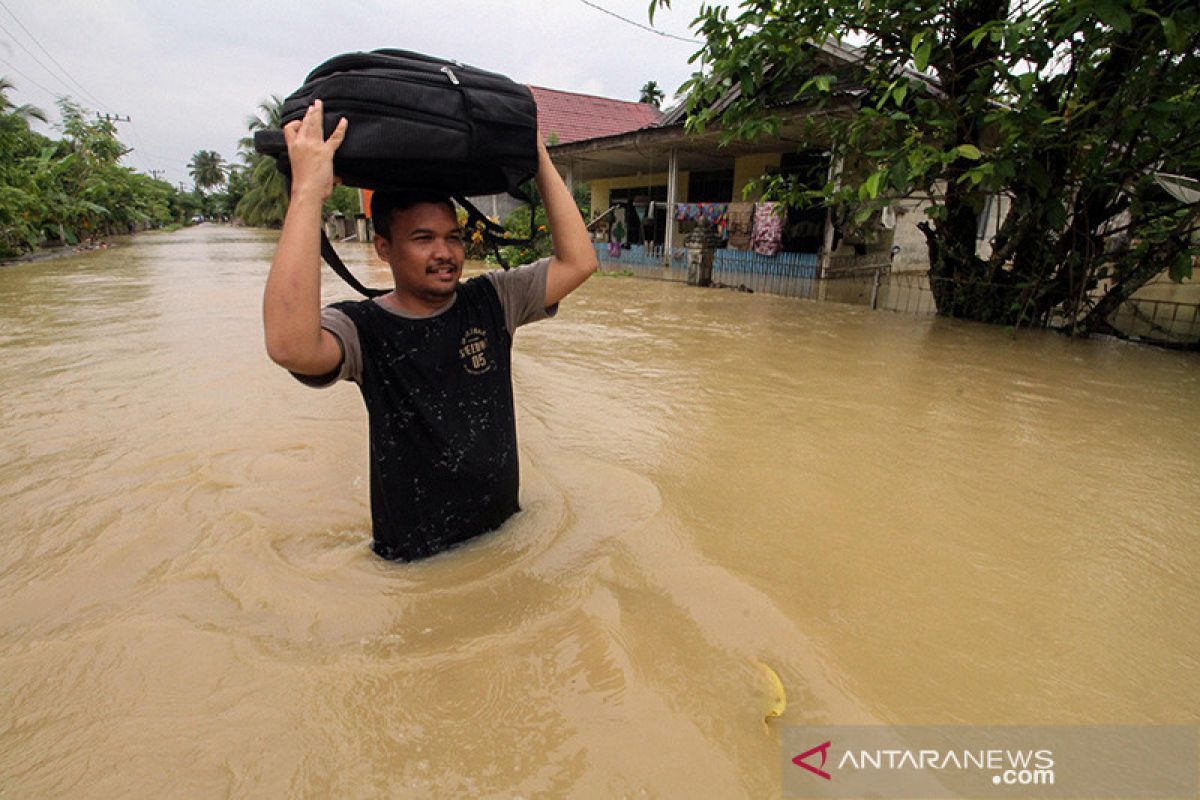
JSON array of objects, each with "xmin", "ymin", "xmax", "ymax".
[
  {"xmin": 588, "ymin": 157, "xmax": 937, "ymax": 272},
  {"xmin": 590, "ymin": 172, "xmax": 689, "ymax": 215},
  {"xmin": 732, "ymin": 153, "xmax": 783, "ymax": 201},
  {"xmin": 591, "ymin": 172, "xmax": 691, "ymax": 242},
  {"xmin": 592, "ymin": 155, "xmax": 785, "ymax": 210},
  {"xmin": 890, "ymin": 197, "xmax": 933, "ymax": 272}
]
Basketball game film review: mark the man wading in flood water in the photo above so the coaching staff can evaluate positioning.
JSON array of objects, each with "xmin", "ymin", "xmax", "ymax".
[{"xmin": 263, "ymin": 100, "xmax": 597, "ymax": 560}]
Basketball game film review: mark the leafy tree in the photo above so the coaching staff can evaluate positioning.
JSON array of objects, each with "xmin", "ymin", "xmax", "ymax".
[
  {"xmin": 639, "ymin": 80, "xmax": 666, "ymax": 108},
  {"xmin": 169, "ymin": 188, "xmax": 203, "ymax": 224},
  {"xmin": 188, "ymin": 149, "xmax": 227, "ymax": 194},
  {"xmin": 208, "ymin": 164, "xmax": 249, "ymax": 220},
  {"xmin": 0, "ymin": 78, "xmax": 52, "ymax": 254},
  {"xmin": 1, "ymin": 86, "xmax": 176, "ymax": 256},
  {"xmin": 58, "ymin": 100, "xmax": 127, "ymax": 165},
  {"xmin": 652, "ymin": 0, "xmax": 1200, "ymax": 336},
  {"xmin": 325, "ymin": 184, "xmax": 360, "ymax": 218}
]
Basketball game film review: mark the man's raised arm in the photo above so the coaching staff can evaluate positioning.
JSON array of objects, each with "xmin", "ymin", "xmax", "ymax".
[
  {"xmin": 536, "ymin": 137, "xmax": 599, "ymax": 307},
  {"xmin": 262, "ymin": 100, "xmax": 348, "ymax": 376}
]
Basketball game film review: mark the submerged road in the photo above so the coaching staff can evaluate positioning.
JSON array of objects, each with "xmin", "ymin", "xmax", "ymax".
[{"xmin": 2, "ymin": 224, "xmax": 1198, "ymax": 796}]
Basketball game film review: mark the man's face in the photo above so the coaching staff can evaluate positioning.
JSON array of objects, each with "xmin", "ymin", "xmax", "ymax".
[{"xmin": 374, "ymin": 202, "xmax": 465, "ymax": 304}]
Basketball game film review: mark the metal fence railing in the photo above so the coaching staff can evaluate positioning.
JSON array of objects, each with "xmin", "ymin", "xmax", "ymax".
[
  {"xmin": 878, "ymin": 272, "xmax": 939, "ymax": 315},
  {"xmin": 591, "ymin": 245, "xmax": 1198, "ymax": 345},
  {"xmin": 820, "ymin": 266, "xmax": 938, "ymax": 314},
  {"xmin": 595, "ymin": 244, "xmax": 819, "ymax": 295},
  {"xmin": 1107, "ymin": 296, "xmax": 1200, "ymax": 344},
  {"xmin": 712, "ymin": 249, "xmax": 820, "ymax": 299},
  {"xmin": 593, "ymin": 243, "xmax": 687, "ymax": 282}
]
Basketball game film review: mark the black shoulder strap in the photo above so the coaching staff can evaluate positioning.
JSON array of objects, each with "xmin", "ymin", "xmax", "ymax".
[
  {"xmin": 283, "ymin": 170, "xmax": 388, "ymax": 299},
  {"xmin": 320, "ymin": 229, "xmax": 389, "ymax": 298},
  {"xmin": 453, "ymin": 193, "xmax": 538, "ymax": 271}
]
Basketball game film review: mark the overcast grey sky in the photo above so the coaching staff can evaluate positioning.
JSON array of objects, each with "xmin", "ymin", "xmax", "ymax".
[{"xmin": 0, "ymin": 0, "xmax": 709, "ymax": 188}]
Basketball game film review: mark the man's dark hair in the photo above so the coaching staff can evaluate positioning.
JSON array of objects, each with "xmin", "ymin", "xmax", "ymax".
[{"xmin": 371, "ymin": 190, "xmax": 457, "ymax": 240}]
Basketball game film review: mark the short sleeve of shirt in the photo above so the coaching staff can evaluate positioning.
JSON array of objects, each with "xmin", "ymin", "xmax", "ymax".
[
  {"xmin": 485, "ymin": 257, "xmax": 559, "ymax": 335},
  {"xmin": 290, "ymin": 306, "xmax": 362, "ymax": 387}
]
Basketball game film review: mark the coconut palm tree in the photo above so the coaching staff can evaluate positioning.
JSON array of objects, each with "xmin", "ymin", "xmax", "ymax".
[
  {"xmin": 0, "ymin": 76, "xmax": 48, "ymax": 123},
  {"xmin": 235, "ymin": 95, "xmax": 288, "ymax": 227},
  {"xmin": 638, "ymin": 80, "xmax": 665, "ymax": 109},
  {"xmin": 238, "ymin": 94, "xmax": 284, "ymax": 160},
  {"xmin": 188, "ymin": 149, "xmax": 227, "ymax": 194}
]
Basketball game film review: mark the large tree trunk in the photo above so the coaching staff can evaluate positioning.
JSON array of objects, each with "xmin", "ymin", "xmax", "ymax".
[
  {"xmin": 922, "ymin": 215, "xmax": 1024, "ymax": 323},
  {"xmin": 922, "ymin": 0, "xmax": 1029, "ymax": 323}
]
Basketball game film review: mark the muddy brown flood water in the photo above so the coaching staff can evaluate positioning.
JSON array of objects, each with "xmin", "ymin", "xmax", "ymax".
[{"xmin": 1, "ymin": 225, "xmax": 1198, "ymax": 797}]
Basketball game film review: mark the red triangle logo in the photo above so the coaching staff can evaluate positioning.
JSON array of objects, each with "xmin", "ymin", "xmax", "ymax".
[{"xmin": 792, "ymin": 740, "xmax": 832, "ymax": 780}]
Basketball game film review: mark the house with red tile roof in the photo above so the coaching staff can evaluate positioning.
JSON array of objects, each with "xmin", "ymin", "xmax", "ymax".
[
  {"xmin": 530, "ymin": 86, "xmax": 663, "ymax": 145},
  {"xmin": 461, "ymin": 86, "xmax": 663, "ymax": 221}
]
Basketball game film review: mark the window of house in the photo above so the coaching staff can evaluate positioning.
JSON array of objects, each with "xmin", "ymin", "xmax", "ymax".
[{"xmin": 686, "ymin": 169, "xmax": 734, "ymax": 202}]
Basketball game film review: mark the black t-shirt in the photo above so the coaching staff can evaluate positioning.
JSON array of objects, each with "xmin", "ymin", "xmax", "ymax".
[{"xmin": 296, "ymin": 260, "xmax": 556, "ymax": 560}]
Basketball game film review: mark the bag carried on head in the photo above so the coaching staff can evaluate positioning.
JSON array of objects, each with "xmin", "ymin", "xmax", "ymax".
[{"xmin": 254, "ymin": 49, "xmax": 541, "ymax": 295}]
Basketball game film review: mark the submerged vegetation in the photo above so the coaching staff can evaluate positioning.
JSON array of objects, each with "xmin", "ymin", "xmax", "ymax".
[
  {"xmin": 0, "ymin": 83, "xmax": 365, "ymax": 260},
  {"xmin": 656, "ymin": 0, "xmax": 1199, "ymax": 336},
  {"xmin": 0, "ymin": 79, "xmax": 194, "ymax": 258}
]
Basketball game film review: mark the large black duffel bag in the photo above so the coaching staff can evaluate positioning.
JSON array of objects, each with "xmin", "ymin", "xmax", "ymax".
[{"xmin": 255, "ymin": 49, "xmax": 540, "ymax": 294}]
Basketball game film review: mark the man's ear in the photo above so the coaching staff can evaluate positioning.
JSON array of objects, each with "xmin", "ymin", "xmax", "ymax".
[{"xmin": 373, "ymin": 233, "xmax": 390, "ymax": 262}]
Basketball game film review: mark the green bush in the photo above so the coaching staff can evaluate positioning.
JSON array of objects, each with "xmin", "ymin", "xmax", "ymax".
[{"xmin": 0, "ymin": 92, "xmax": 178, "ymax": 256}]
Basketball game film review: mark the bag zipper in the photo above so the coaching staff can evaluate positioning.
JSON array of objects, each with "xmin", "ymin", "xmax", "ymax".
[{"xmin": 307, "ymin": 97, "xmax": 472, "ymax": 134}]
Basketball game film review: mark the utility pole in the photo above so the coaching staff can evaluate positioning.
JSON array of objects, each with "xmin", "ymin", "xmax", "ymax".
[
  {"xmin": 95, "ymin": 113, "xmax": 135, "ymax": 160},
  {"xmin": 148, "ymin": 169, "xmax": 165, "ymax": 180}
]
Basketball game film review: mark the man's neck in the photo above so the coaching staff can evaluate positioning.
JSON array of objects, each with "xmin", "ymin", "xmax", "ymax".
[{"xmin": 379, "ymin": 287, "xmax": 457, "ymax": 317}]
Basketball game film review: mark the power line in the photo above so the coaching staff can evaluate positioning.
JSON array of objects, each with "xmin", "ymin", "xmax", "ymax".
[
  {"xmin": 573, "ymin": 0, "xmax": 701, "ymax": 44},
  {"xmin": 0, "ymin": 19, "xmax": 73, "ymax": 98},
  {"xmin": 0, "ymin": 0, "xmax": 107, "ymax": 109},
  {"xmin": 125, "ymin": 120, "xmax": 162, "ymax": 173},
  {"xmin": 0, "ymin": 53, "xmax": 61, "ymax": 100},
  {"xmin": 131, "ymin": 144, "xmax": 189, "ymax": 165}
]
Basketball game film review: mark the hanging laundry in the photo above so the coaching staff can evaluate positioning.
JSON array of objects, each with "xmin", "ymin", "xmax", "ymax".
[
  {"xmin": 611, "ymin": 207, "xmax": 627, "ymax": 246},
  {"xmin": 726, "ymin": 202, "xmax": 755, "ymax": 250},
  {"xmin": 702, "ymin": 203, "xmax": 727, "ymax": 225},
  {"xmin": 750, "ymin": 202, "xmax": 783, "ymax": 256},
  {"xmin": 674, "ymin": 202, "xmax": 730, "ymax": 237}
]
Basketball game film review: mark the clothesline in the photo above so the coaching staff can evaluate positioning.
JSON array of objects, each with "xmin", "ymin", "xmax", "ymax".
[{"xmin": 674, "ymin": 202, "xmax": 783, "ymax": 256}]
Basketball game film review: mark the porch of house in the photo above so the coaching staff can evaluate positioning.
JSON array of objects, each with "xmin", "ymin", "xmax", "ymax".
[
  {"xmin": 544, "ymin": 112, "xmax": 1196, "ymax": 344},
  {"xmin": 547, "ymin": 118, "xmax": 907, "ymax": 299}
]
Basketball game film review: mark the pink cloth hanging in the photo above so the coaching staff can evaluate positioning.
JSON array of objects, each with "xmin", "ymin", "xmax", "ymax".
[{"xmin": 750, "ymin": 202, "xmax": 783, "ymax": 256}]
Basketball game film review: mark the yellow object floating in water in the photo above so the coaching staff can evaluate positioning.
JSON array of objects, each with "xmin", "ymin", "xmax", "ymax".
[{"xmin": 757, "ymin": 661, "xmax": 787, "ymax": 733}]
